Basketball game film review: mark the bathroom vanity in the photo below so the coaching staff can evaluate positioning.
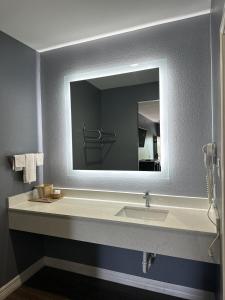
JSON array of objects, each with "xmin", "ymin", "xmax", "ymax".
[{"xmin": 8, "ymin": 189, "xmax": 218, "ymax": 264}]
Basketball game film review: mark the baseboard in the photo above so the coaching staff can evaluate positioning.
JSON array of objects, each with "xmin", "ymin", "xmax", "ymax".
[
  {"xmin": 0, "ymin": 256, "xmax": 215, "ymax": 300},
  {"xmin": 44, "ymin": 256, "xmax": 215, "ymax": 300},
  {"xmin": 0, "ymin": 258, "xmax": 44, "ymax": 300}
]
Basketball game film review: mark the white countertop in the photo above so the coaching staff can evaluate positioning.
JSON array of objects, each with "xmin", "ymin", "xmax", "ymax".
[{"xmin": 8, "ymin": 190, "xmax": 217, "ymax": 236}]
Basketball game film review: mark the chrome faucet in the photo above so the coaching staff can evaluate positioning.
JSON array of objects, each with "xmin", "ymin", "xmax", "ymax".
[{"xmin": 143, "ymin": 191, "xmax": 151, "ymax": 207}]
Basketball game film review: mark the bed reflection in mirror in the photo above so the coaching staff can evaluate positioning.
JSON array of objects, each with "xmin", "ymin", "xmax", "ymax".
[{"xmin": 70, "ymin": 67, "xmax": 160, "ymax": 171}]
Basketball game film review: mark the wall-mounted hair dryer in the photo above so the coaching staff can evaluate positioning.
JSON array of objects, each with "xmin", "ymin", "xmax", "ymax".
[
  {"xmin": 202, "ymin": 143, "xmax": 221, "ymax": 258},
  {"xmin": 202, "ymin": 143, "xmax": 216, "ymax": 205}
]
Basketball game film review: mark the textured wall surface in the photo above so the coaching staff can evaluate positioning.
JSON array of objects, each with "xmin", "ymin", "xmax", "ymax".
[
  {"xmin": 211, "ymin": 1, "xmax": 225, "ymax": 299},
  {"xmin": 41, "ymin": 15, "xmax": 211, "ymax": 197},
  {"xmin": 0, "ymin": 31, "xmax": 43, "ymax": 287}
]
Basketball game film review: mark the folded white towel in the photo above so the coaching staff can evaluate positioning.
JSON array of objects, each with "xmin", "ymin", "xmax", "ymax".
[
  {"xmin": 24, "ymin": 153, "xmax": 36, "ymax": 184},
  {"xmin": 13, "ymin": 154, "xmax": 25, "ymax": 171},
  {"xmin": 36, "ymin": 153, "xmax": 44, "ymax": 166},
  {"xmin": 12, "ymin": 152, "xmax": 44, "ymax": 184}
]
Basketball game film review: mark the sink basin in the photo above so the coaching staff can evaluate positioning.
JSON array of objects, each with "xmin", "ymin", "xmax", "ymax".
[{"xmin": 115, "ymin": 206, "xmax": 168, "ymax": 221}]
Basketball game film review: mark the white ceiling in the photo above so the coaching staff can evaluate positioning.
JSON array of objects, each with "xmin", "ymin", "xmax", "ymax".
[
  {"xmin": 0, "ymin": 0, "xmax": 211, "ymax": 52},
  {"xmin": 139, "ymin": 101, "xmax": 160, "ymax": 123},
  {"xmin": 89, "ymin": 68, "xmax": 159, "ymax": 90}
]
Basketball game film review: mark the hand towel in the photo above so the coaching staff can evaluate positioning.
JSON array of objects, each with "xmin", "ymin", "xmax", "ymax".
[
  {"xmin": 24, "ymin": 153, "xmax": 36, "ymax": 184},
  {"xmin": 36, "ymin": 153, "xmax": 44, "ymax": 166},
  {"xmin": 13, "ymin": 154, "xmax": 25, "ymax": 171}
]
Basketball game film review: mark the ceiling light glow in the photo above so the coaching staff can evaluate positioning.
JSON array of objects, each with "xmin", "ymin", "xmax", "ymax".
[{"xmin": 39, "ymin": 10, "xmax": 210, "ymax": 53}]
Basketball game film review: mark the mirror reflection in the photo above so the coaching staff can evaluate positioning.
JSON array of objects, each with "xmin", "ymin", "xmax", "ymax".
[
  {"xmin": 70, "ymin": 67, "xmax": 160, "ymax": 171},
  {"xmin": 138, "ymin": 100, "xmax": 160, "ymax": 171}
]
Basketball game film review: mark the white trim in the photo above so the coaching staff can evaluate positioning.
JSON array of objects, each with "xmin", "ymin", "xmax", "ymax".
[
  {"xmin": 210, "ymin": 12, "xmax": 214, "ymax": 142},
  {"xmin": 44, "ymin": 256, "xmax": 215, "ymax": 300},
  {"xmin": 39, "ymin": 10, "xmax": 210, "ymax": 53},
  {"xmin": 0, "ymin": 258, "xmax": 44, "ymax": 300},
  {"xmin": 35, "ymin": 52, "xmax": 44, "ymax": 184},
  {"xmin": 220, "ymin": 5, "xmax": 225, "ymax": 298},
  {"xmin": 36, "ymin": 53, "xmax": 43, "ymax": 154},
  {"xmin": 220, "ymin": 6, "xmax": 225, "ymax": 35},
  {"xmin": 64, "ymin": 59, "xmax": 169, "ymax": 180}
]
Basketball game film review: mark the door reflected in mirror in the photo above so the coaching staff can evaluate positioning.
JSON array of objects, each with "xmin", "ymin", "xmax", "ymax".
[
  {"xmin": 70, "ymin": 67, "xmax": 160, "ymax": 171},
  {"xmin": 138, "ymin": 100, "xmax": 160, "ymax": 171}
]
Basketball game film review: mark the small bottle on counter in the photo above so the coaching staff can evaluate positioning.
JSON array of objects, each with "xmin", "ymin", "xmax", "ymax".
[
  {"xmin": 32, "ymin": 188, "xmax": 39, "ymax": 200},
  {"xmin": 52, "ymin": 189, "xmax": 62, "ymax": 199}
]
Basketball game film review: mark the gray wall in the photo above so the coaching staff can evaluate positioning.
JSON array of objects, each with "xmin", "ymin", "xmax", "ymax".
[
  {"xmin": 71, "ymin": 81, "xmax": 102, "ymax": 169},
  {"xmin": 41, "ymin": 15, "xmax": 211, "ymax": 197},
  {"xmin": 101, "ymin": 82, "xmax": 159, "ymax": 170},
  {"xmin": 211, "ymin": 1, "xmax": 225, "ymax": 299},
  {"xmin": 0, "ymin": 31, "xmax": 43, "ymax": 287},
  {"xmin": 44, "ymin": 237, "xmax": 219, "ymax": 292}
]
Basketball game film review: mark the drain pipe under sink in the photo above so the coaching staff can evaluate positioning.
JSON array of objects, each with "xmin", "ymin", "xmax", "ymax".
[{"xmin": 142, "ymin": 252, "xmax": 156, "ymax": 273}]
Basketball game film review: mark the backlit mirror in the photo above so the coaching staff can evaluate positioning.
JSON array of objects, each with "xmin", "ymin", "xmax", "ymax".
[{"xmin": 70, "ymin": 67, "xmax": 160, "ymax": 171}]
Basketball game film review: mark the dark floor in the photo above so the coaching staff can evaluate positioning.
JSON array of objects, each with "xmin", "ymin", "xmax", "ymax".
[{"xmin": 7, "ymin": 267, "xmax": 184, "ymax": 300}]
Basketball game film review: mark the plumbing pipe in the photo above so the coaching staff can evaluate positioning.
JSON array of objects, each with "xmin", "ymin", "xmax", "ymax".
[{"xmin": 142, "ymin": 252, "xmax": 156, "ymax": 273}]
